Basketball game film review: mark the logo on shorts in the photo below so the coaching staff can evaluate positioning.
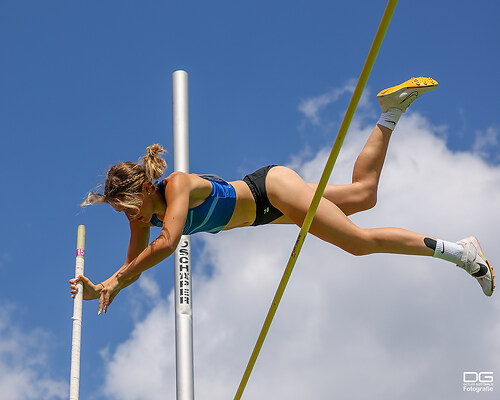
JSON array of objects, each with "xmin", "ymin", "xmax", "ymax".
[
  {"xmin": 463, "ymin": 371, "xmax": 494, "ymax": 392},
  {"xmin": 264, "ymin": 207, "xmax": 269, "ymax": 214}
]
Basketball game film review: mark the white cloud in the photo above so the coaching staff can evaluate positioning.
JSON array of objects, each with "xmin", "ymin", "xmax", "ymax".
[
  {"xmin": 297, "ymin": 79, "xmax": 376, "ymax": 133},
  {"xmin": 0, "ymin": 305, "xmax": 67, "ymax": 400},
  {"xmin": 473, "ymin": 126, "xmax": 500, "ymax": 163},
  {"xmin": 298, "ymin": 80, "xmax": 356, "ymax": 126},
  {"xmin": 101, "ymin": 106, "xmax": 500, "ymax": 399}
]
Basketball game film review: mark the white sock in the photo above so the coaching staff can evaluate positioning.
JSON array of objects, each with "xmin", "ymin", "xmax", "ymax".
[
  {"xmin": 433, "ymin": 239, "xmax": 464, "ymax": 264},
  {"xmin": 377, "ymin": 108, "xmax": 403, "ymax": 131}
]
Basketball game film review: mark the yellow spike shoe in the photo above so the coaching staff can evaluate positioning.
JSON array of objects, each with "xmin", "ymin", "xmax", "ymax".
[{"xmin": 377, "ymin": 77, "xmax": 438, "ymax": 112}]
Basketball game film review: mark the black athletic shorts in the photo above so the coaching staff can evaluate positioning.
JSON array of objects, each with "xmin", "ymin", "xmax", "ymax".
[{"xmin": 243, "ymin": 165, "xmax": 284, "ymax": 226}]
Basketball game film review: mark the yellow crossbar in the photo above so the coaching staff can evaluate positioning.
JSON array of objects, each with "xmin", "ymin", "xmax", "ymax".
[{"xmin": 234, "ymin": 1, "xmax": 399, "ymax": 398}]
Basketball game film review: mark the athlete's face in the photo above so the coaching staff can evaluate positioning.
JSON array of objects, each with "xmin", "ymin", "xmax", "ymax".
[{"xmin": 112, "ymin": 183, "xmax": 154, "ymax": 224}]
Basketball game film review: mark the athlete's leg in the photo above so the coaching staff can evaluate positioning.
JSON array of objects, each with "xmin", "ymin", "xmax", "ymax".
[
  {"xmin": 307, "ymin": 77, "xmax": 439, "ymax": 216},
  {"xmin": 267, "ymin": 166, "xmax": 494, "ymax": 296},
  {"xmin": 307, "ymin": 124, "xmax": 392, "ymax": 216},
  {"xmin": 268, "ymin": 166, "xmax": 432, "ymax": 256}
]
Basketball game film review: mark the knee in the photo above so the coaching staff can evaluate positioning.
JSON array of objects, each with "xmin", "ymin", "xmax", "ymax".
[
  {"xmin": 344, "ymin": 243, "xmax": 371, "ymax": 257},
  {"xmin": 356, "ymin": 183, "xmax": 378, "ymax": 211}
]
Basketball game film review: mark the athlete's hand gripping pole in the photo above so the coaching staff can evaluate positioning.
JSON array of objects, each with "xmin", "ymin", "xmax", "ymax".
[{"xmin": 234, "ymin": 1, "xmax": 399, "ymax": 398}]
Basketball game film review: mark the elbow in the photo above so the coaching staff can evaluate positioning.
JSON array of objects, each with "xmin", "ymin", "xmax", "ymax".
[{"xmin": 157, "ymin": 230, "xmax": 179, "ymax": 255}]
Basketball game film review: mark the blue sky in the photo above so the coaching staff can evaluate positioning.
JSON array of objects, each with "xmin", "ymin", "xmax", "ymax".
[{"xmin": 1, "ymin": 1, "xmax": 499, "ymax": 399}]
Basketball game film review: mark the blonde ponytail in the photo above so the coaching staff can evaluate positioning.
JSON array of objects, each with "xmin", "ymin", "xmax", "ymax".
[
  {"xmin": 81, "ymin": 144, "xmax": 168, "ymax": 213},
  {"xmin": 141, "ymin": 143, "xmax": 167, "ymax": 182}
]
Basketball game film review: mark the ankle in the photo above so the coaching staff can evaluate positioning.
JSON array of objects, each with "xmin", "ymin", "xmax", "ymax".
[
  {"xmin": 425, "ymin": 237, "xmax": 464, "ymax": 264},
  {"xmin": 377, "ymin": 108, "xmax": 403, "ymax": 131}
]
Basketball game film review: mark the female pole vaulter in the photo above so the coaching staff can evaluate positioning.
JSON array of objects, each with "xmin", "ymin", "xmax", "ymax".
[{"xmin": 70, "ymin": 77, "xmax": 494, "ymax": 314}]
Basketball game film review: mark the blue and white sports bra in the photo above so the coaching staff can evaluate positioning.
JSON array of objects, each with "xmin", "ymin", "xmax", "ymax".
[{"xmin": 150, "ymin": 174, "xmax": 236, "ymax": 235}]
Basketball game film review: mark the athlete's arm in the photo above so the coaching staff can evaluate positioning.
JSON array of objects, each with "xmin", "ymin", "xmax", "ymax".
[
  {"xmin": 99, "ymin": 172, "xmax": 191, "ymax": 313},
  {"xmin": 70, "ymin": 209, "xmax": 151, "ymax": 299},
  {"xmin": 98, "ymin": 218, "xmax": 150, "ymax": 287}
]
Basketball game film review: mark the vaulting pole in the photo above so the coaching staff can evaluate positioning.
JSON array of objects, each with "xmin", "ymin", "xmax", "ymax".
[
  {"xmin": 234, "ymin": 1, "xmax": 399, "ymax": 398},
  {"xmin": 70, "ymin": 225, "xmax": 85, "ymax": 400},
  {"xmin": 172, "ymin": 70, "xmax": 195, "ymax": 400}
]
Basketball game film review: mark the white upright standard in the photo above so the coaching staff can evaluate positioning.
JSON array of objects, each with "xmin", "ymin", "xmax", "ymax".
[
  {"xmin": 70, "ymin": 225, "xmax": 86, "ymax": 400},
  {"xmin": 172, "ymin": 70, "xmax": 195, "ymax": 400}
]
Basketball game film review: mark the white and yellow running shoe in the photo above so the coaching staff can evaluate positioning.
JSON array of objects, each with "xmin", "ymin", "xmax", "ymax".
[
  {"xmin": 377, "ymin": 77, "xmax": 438, "ymax": 112},
  {"xmin": 457, "ymin": 236, "xmax": 495, "ymax": 296}
]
